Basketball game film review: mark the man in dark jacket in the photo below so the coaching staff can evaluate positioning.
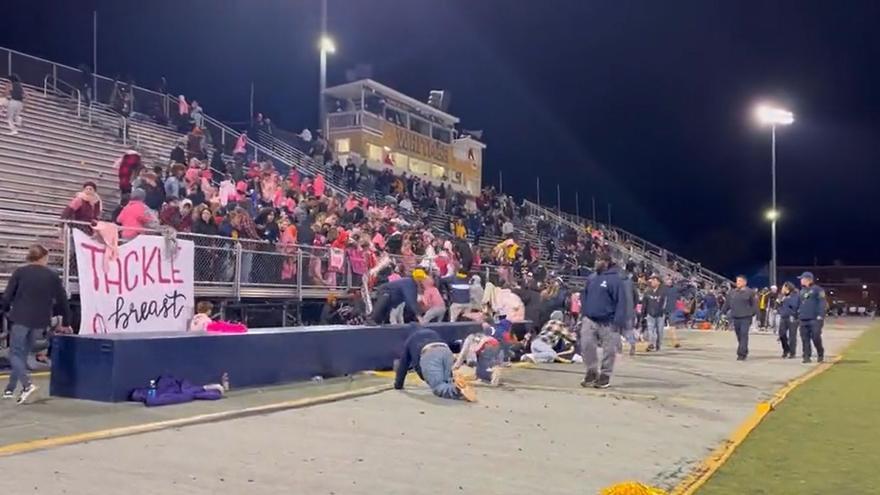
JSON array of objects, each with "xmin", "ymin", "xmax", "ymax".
[
  {"xmin": 367, "ymin": 270, "xmax": 427, "ymax": 324},
  {"xmin": 2, "ymin": 245, "xmax": 71, "ymax": 404},
  {"xmin": 442, "ymin": 269, "xmax": 474, "ymax": 322},
  {"xmin": 721, "ymin": 275, "xmax": 758, "ymax": 360},
  {"xmin": 797, "ymin": 272, "xmax": 827, "ymax": 363},
  {"xmin": 642, "ymin": 274, "xmax": 667, "ymax": 351},
  {"xmin": 394, "ymin": 326, "xmax": 475, "ymax": 401},
  {"xmin": 579, "ymin": 253, "xmax": 628, "ymax": 389}
]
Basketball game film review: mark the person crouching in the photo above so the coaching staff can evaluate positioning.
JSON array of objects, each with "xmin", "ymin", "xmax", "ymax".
[
  {"xmin": 394, "ymin": 326, "xmax": 476, "ymax": 402},
  {"xmin": 453, "ymin": 327, "xmax": 502, "ymax": 386}
]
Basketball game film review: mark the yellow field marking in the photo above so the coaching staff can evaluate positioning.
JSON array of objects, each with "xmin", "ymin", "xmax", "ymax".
[
  {"xmin": 0, "ymin": 383, "xmax": 392, "ymax": 458},
  {"xmin": 670, "ymin": 353, "xmax": 849, "ymax": 495}
]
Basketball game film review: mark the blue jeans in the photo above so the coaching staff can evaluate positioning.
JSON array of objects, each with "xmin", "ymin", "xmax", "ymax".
[
  {"xmin": 4, "ymin": 324, "xmax": 37, "ymax": 393},
  {"xmin": 475, "ymin": 345, "xmax": 500, "ymax": 382},
  {"xmin": 419, "ymin": 346, "xmax": 461, "ymax": 399},
  {"xmin": 646, "ymin": 315, "xmax": 664, "ymax": 349},
  {"xmin": 530, "ymin": 338, "xmax": 557, "ymax": 363}
]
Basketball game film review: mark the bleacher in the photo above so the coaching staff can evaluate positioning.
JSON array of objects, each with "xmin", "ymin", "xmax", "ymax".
[{"xmin": 0, "ymin": 45, "xmax": 727, "ymax": 298}]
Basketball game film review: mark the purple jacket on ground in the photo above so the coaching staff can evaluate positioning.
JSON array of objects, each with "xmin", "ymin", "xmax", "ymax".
[{"xmin": 130, "ymin": 375, "xmax": 222, "ymax": 407}]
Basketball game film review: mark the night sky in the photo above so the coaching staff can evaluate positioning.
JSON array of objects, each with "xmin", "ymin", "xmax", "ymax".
[{"xmin": 4, "ymin": 0, "xmax": 879, "ymax": 277}]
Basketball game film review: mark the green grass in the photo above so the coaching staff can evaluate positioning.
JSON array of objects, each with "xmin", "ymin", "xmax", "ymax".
[{"xmin": 699, "ymin": 325, "xmax": 880, "ymax": 494}]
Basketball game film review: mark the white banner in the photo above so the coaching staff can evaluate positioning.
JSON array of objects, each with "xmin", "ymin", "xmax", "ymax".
[{"xmin": 73, "ymin": 230, "xmax": 195, "ymax": 333}]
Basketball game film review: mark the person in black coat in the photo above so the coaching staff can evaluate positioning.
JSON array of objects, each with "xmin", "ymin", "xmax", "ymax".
[{"xmin": 2, "ymin": 245, "xmax": 71, "ymax": 404}]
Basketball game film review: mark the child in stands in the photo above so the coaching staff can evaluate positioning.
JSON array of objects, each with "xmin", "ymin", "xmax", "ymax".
[{"xmin": 190, "ymin": 301, "xmax": 214, "ymax": 331}]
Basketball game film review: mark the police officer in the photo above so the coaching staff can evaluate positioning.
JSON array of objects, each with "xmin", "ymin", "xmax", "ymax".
[
  {"xmin": 777, "ymin": 282, "xmax": 800, "ymax": 359},
  {"xmin": 579, "ymin": 253, "xmax": 628, "ymax": 389},
  {"xmin": 797, "ymin": 272, "xmax": 827, "ymax": 363},
  {"xmin": 721, "ymin": 275, "xmax": 757, "ymax": 361}
]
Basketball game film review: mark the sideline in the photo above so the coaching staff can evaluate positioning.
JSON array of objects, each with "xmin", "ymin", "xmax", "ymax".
[
  {"xmin": 669, "ymin": 350, "xmax": 850, "ymax": 494},
  {"xmin": 0, "ymin": 383, "xmax": 392, "ymax": 458}
]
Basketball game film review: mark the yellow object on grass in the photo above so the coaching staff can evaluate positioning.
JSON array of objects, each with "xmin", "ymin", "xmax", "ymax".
[{"xmin": 600, "ymin": 481, "xmax": 667, "ymax": 495}]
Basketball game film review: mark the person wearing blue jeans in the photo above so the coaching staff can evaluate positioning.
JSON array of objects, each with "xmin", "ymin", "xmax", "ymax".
[
  {"xmin": 2, "ymin": 244, "xmax": 71, "ymax": 404},
  {"xmin": 645, "ymin": 315, "xmax": 665, "ymax": 351},
  {"xmin": 394, "ymin": 326, "xmax": 476, "ymax": 401},
  {"xmin": 641, "ymin": 274, "xmax": 667, "ymax": 351}
]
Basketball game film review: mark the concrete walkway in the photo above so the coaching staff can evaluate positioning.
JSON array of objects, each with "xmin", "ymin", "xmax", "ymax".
[{"xmin": 0, "ymin": 319, "xmax": 867, "ymax": 494}]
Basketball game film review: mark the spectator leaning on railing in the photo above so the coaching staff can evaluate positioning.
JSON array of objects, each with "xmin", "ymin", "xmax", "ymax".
[{"xmin": 61, "ymin": 181, "xmax": 102, "ymax": 228}]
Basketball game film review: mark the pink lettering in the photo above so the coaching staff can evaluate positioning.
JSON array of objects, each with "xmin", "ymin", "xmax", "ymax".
[
  {"xmin": 103, "ymin": 257, "xmax": 122, "ymax": 295},
  {"xmin": 80, "ymin": 242, "xmax": 106, "ymax": 291},
  {"xmin": 170, "ymin": 255, "xmax": 183, "ymax": 284},
  {"xmin": 123, "ymin": 250, "xmax": 139, "ymax": 292},
  {"xmin": 157, "ymin": 250, "xmax": 172, "ymax": 284},
  {"xmin": 141, "ymin": 246, "xmax": 159, "ymax": 285}
]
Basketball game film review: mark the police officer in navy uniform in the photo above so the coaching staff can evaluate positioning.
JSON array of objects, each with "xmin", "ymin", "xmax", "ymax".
[{"xmin": 797, "ymin": 272, "xmax": 827, "ymax": 363}]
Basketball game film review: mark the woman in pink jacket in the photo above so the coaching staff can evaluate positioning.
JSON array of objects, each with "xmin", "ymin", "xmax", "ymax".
[
  {"xmin": 116, "ymin": 189, "xmax": 158, "ymax": 239},
  {"xmin": 313, "ymin": 173, "xmax": 326, "ymax": 198}
]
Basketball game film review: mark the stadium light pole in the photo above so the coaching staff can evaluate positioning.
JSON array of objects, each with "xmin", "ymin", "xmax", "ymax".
[
  {"xmin": 755, "ymin": 104, "xmax": 794, "ymax": 288},
  {"xmin": 318, "ymin": 0, "xmax": 335, "ymax": 137}
]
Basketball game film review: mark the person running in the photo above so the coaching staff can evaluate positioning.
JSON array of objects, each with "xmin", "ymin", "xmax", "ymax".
[
  {"xmin": 2, "ymin": 245, "xmax": 71, "ymax": 404},
  {"xmin": 394, "ymin": 326, "xmax": 476, "ymax": 401},
  {"xmin": 721, "ymin": 275, "xmax": 757, "ymax": 361},
  {"xmin": 580, "ymin": 253, "xmax": 628, "ymax": 389}
]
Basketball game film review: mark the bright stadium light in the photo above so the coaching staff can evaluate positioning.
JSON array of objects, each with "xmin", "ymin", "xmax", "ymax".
[
  {"xmin": 320, "ymin": 36, "xmax": 336, "ymax": 54},
  {"xmin": 755, "ymin": 105, "xmax": 794, "ymax": 126},
  {"xmin": 753, "ymin": 101, "xmax": 794, "ymax": 288}
]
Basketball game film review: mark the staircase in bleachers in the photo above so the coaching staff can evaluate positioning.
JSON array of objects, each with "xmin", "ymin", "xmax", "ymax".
[{"xmin": 0, "ymin": 45, "xmax": 725, "ymax": 291}]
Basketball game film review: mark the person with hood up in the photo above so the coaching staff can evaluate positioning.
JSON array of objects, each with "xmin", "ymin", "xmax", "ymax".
[{"xmin": 579, "ymin": 253, "xmax": 628, "ymax": 389}]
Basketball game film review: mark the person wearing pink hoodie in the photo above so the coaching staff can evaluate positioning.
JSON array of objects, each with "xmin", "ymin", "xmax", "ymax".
[
  {"xmin": 116, "ymin": 189, "xmax": 158, "ymax": 239},
  {"xmin": 419, "ymin": 276, "xmax": 447, "ymax": 323},
  {"xmin": 313, "ymin": 173, "xmax": 326, "ymax": 198}
]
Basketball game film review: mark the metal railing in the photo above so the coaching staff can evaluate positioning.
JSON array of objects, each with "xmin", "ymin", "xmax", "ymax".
[
  {"xmin": 0, "ymin": 209, "xmax": 586, "ymax": 302},
  {"xmin": 522, "ymin": 199, "xmax": 723, "ymax": 286},
  {"xmin": 2, "ymin": 44, "xmax": 725, "ymax": 288},
  {"xmin": 43, "ymin": 74, "xmax": 82, "ymax": 117}
]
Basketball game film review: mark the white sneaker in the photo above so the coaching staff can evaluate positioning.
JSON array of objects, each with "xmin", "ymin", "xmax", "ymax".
[
  {"xmin": 572, "ymin": 354, "xmax": 584, "ymax": 363},
  {"xmin": 16, "ymin": 384, "xmax": 38, "ymax": 405},
  {"xmin": 520, "ymin": 354, "xmax": 536, "ymax": 364},
  {"xmin": 1, "ymin": 390, "xmax": 14, "ymax": 400}
]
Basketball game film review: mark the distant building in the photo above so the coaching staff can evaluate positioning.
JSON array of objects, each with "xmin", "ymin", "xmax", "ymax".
[
  {"xmin": 779, "ymin": 265, "xmax": 877, "ymax": 313},
  {"xmin": 323, "ymin": 79, "xmax": 484, "ymax": 195}
]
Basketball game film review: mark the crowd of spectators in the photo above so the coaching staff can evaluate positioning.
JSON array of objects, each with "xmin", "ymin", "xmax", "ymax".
[{"xmin": 56, "ymin": 94, "xmax": 730, "ymax": 354}]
